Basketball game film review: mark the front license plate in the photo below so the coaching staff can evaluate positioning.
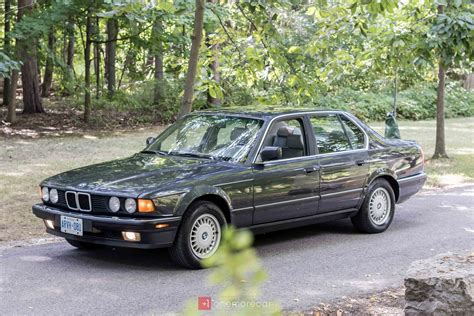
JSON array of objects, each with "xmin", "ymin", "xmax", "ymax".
[{"xmin": 60, "ymin": 216, "xmax": 83, "ymax": 236}]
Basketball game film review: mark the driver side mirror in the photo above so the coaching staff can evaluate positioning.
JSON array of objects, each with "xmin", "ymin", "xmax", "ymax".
[
  {"xmin": 260, "ymin": 146, "xmax": 282, "ymax": 162},
  {"xmin": 146, "ymin": 137, "xmax": 156, "ymax": 146}
]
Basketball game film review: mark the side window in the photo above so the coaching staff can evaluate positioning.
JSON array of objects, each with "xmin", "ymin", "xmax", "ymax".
[
  {"xmin": 260, "ymin": 118, "xmax": 307, "ymax": 160},
  {"xmin": 339, "ymin": 115, "xmax": 366, "ymax": 149},
  {"xmin": 310, "ymin": 114, "xmax": 351, "ymax": 154}
]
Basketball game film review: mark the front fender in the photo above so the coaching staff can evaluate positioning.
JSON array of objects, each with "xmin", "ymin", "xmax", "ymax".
[{"xmin": 174, "ymin": 185, "xmax": 232, "ymax": 216}]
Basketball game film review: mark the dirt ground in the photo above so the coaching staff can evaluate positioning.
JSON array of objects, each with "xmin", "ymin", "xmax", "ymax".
[
  {"xmin": 289, "ymin": 287, "xmax": 405, "ymax": 315},
  {"xmin": 0, "ymin": 126, "xmax": 165, "ymax": 242}
]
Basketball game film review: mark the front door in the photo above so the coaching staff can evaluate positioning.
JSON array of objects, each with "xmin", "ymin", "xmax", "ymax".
[
  {"xmin": 308, "ymin": 113, "xmax": 369, "ymax": 213},
  {"xmin": 252, "ymin": 116, "xmax": 320, "ymax": 224}
]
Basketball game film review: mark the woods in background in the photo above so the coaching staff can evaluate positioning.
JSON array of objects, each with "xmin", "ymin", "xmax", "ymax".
[{"xmin": 0, "ymin": 0, "xmax": 473, "ymax": 158}]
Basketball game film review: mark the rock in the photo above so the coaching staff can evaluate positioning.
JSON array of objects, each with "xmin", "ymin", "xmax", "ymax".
[{"xmin": 404, "ymin": 253, "xmax": 474, "ymax": 315}]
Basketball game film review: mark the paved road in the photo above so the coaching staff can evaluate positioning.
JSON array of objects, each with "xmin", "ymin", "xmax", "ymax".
[{"xmin": 1, "ymin": 185, "xmax": 473, "ymax": 315}]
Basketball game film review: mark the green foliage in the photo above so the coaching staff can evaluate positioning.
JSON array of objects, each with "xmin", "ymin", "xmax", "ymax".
[
  {"xmin": 0, "ymin": 52, "xmax": 21, "ymax": 78},
  {"xmin": 182, "ymin": 227, "xmax": 280, "ymax": 316},
  {"xmin": 309, "ymin": 83, "xmax": 474, "ymax": 121}
]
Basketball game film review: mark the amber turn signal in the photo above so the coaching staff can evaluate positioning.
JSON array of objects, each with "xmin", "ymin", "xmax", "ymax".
[
  {"xmin": 155, "ymin": 223, "xmax": 169, "ymax": 229},
  {"xmin": 138, "ymin": 199, "xmax": 156, "ymax": 213}
]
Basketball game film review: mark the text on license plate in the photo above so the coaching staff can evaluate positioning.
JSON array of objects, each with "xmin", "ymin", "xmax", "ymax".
[{"xmin": 60, "ymin": 216, "xmax": 83, "ymax": 236}]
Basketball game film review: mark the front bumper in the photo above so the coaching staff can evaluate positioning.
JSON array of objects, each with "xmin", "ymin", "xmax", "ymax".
[{"xmin": 32, "ymin": 204, "xmax": 180, "ymax": 249}]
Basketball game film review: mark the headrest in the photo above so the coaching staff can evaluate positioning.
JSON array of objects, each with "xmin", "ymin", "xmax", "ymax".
[
  {"xmin": 277, "ymin": 126, "xmax": 300, "ymax": 137},
  {"xmin": 231, "ymin": 127, "xmax": 247, "ymax": 141}
]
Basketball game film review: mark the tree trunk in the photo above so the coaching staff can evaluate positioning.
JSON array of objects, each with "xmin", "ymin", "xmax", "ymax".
[
  {"xmin": 152, "ymin": 18, "xmax": 164, "ymax": 105},
  {"xmin": 6, "ymin": 71, "xmax": 18, "ymax": 123},
  {"xmin": 392, "ymin": 73, "xmax": 397, "ymax": 116},
  {"xmin": 94, "ymin": 17, "xmax": 101, "ymax": 99},
  {"xmin": 66, "ymin": 24, "xmax": 75, "ymax": 69},
  {"xmin": 207, "ymin": 42, "xmax": 221, "ymax": 106},
  {"xmin": 105, "ymin": 18, "xmax": 118, "ymax": 98},
  {"xmin": 433, "ymin": 60, "xmax": 448, "ymax": 159},
  {"xmin": 178, "ymin": 0, "xmax": 206, "ymax": 118},
  {"xmin": 433, "ymin": 5, "xmax": 448, "ymax": 159},
  {"xmin": 3, "ymin": 0, "xmax": 11, "ymax": 107},
  {"xmin": 18, "ymin": 0, "xmax": 44, "ymax": 114},
  {"xmin": 41, "ymin": 30, "xmax": 55, "ymax": 97},
  {"xmin": 84, "ymin": 12, "xmax": 92, "ymax": 122},
  {"xmin": 206, "ymin": 0, "xmax": 221, "ymax": 107}
]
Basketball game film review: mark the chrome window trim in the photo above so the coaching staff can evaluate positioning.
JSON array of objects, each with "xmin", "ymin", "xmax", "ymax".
[{"xmin": 252, "ymin": 110, "xmax": 369, "ymax": 165}]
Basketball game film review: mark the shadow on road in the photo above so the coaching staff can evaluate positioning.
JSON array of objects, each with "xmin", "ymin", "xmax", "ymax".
[{"xmin": 45, "ymin": 219, "xmax": 359, "ymax": 271}]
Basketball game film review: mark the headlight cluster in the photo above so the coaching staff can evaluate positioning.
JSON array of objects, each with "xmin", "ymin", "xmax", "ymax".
[
  {"xmin": 41, "ymin": 187, "xmax": 58, "ymax": 204},
  {"xmin": 108, "ymin": 197, "xmax": 138, "ymax": 213}
]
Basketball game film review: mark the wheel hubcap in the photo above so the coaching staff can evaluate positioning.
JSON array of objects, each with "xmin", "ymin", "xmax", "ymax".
[
  {"xmin": 189, "ymin": 214, "xmax": 221, "ymax": 259},
  {"xmin": 369, "ymin": 188, "xmax": 391, "ymax": 225}
]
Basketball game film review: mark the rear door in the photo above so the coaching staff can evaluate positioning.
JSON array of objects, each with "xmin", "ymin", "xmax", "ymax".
[{"xmin": 308, "ymin": 113, "xmax": 369, "ymax": 213}]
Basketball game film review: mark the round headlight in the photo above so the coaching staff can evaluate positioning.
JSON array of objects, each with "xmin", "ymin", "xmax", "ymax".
[
  {"xmin": 42, "ymin": 187, "xmax": 50, "ymax": 202},
  {"xmin": 125, "ymin": 198, "xmax": 137, "ymax": 213},
  {"xmin": 50, "ymin": 189, "xmax": 59, "ymax": 204},
  {"xmin": 108, "ymin": 197, "xmax": 121, "ymax": 212}
]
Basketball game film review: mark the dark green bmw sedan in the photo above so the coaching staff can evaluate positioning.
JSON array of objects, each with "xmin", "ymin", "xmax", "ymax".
[{"xmin": 33, "ymin": 109, "xmax": 426, "ymax": 268}]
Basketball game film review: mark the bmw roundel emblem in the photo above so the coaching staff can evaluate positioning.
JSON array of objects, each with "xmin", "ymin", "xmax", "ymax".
[{"xmin": 78, "ymin": 182, "xmax": 87, "ymax": 188}]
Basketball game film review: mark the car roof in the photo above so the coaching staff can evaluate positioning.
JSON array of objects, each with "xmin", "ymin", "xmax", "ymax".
[{"xmin": 195, "ymin": 106, "xmax": 340, "ymax": 120}]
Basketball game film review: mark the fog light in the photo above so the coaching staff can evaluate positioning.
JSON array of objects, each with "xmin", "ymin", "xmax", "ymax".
[
  {"xmin": 44, "ymin": 219, "xmax": 54, "ymax": 230},
  {"xmin": 122, "ymin": 231, "xmax": 141, "ymax": 242}
]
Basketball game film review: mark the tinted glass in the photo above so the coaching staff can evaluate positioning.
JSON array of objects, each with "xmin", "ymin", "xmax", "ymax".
[
  {"xmin": 340, "ymin": 116, "xmax": 365, "ymax": 149},
  {"xmin": 310, "ymin": 114, "xmax": 351, "ymax": 154},
  {"xmin": 148, "ymin": 115, "xmax": 263, "ymax": 161},
  {"xmin": 260, "ymin": 118, "xmax": 306, "ymax": 160}
]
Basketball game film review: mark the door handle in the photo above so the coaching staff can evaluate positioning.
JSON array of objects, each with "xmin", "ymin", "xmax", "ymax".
[
  {"xmin": 304, "ymin": 166, "xmax": 320, "ymax": 173},
  {"xmin": 356, "ymin": 160, "xmax": 367, "ymax": 166}
]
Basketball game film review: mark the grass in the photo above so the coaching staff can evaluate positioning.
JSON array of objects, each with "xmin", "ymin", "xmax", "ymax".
[
  {"xmin": 0, "ymin": 117, "xmax": 472, "ymax": 243},
  {"xmin": 371, "ymin": 117, "xmax": 474, "ymax": 187}
]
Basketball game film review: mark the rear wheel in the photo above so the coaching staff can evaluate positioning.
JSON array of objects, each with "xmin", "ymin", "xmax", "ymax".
[
  {"xmin": 351, "ymin": 178, "xmax": 395, "ymax": 233},
  {"xmin": 65, "ymin": 238, "xmax": 100, "ymax": 250},
  {"xmin": 169, "ymin": 201, "xmax": 225, "ymax": 269}
]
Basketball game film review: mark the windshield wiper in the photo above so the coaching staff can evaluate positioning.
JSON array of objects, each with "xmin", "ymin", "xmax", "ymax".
[
  {"xmin": 141, "ymin": 149, "xmax": 167, "ymax": 155},
  {"xmin": 168, "ymin": 151, "xmax": 212, "ymax": 159}
]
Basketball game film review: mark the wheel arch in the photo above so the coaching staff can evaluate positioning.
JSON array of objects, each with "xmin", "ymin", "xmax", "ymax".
[
  {"xmin": 175, "ymin": 186, "xmax": 232, "ymax": 224},
  {"xmin": 367, "ymin": 171, "xmax": 400, "ymax": 202}
]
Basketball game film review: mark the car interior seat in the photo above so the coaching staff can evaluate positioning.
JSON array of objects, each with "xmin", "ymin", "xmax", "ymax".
[{"xmin": 273, "ymin": 126, "xmax": 305, "ymax": 159}]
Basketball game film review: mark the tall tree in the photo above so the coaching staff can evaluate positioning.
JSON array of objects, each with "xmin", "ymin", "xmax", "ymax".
[
  {"xmin": 18, "ymin": 0, "xmax": 44, "ymax": 113},
  {"xmin": 84, "ymin": 11, "xmax": 92, "ymax": 122},
  {"xmin": 151, "ymin": 17, "xmax": 164, "ymax": 104},
  {"xmin": 429, "ymin": 2, "xmax": 473, "ymax": 158},
  {"xmin": 3, "ymin": 0, "xmax": 12, "ymax": 107},
  {"xmin": 93, "ymin": 17, "xmax": 101, "ymax": 99},
  {"xmin": 41, "ymin": 30, "xmax": 55, "ymax": 97},
  {"xmin": 178, "ymin": 0, "xmax": 205, "ymax": 118},
  {"xmin": 105, "ymin": 18, "xmax": 118, "ymax": 98}
]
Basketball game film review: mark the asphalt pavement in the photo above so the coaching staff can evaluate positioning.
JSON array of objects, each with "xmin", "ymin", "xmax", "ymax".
[{"xmin": 1, "ymin": 185, "xmax": 473, "ymax": 315}]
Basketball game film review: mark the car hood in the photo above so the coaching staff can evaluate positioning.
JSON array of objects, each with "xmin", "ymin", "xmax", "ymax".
[{"xmin": 42, "ymin": 153, "xmax": 236, "ymax": 197}]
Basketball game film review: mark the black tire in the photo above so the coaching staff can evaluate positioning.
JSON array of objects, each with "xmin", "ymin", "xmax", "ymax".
[
  {"xmin": 65, "ymin": 238, "xmax": 101, "ymax": 250},
  {"xmin": 351, "ymin": 178, "xmax": 396, "ymax": 233},
  {"xmin": 169, "ymin": 201, "xmax": 226, "ymax": 269}
]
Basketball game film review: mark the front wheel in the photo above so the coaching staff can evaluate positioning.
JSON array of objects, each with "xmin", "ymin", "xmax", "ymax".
[
  {"xmin": 351, "ymin": 179, "xmax": 395, "ymax": 233},
  {"xmin": 169, "ymin": 201, "xmax": 226, "ymax": 269}
]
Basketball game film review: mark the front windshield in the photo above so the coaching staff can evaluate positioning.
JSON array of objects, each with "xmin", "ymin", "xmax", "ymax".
[{"xmin": 146, "ymin": 115, "xmax": 263, "ymax": 161}]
